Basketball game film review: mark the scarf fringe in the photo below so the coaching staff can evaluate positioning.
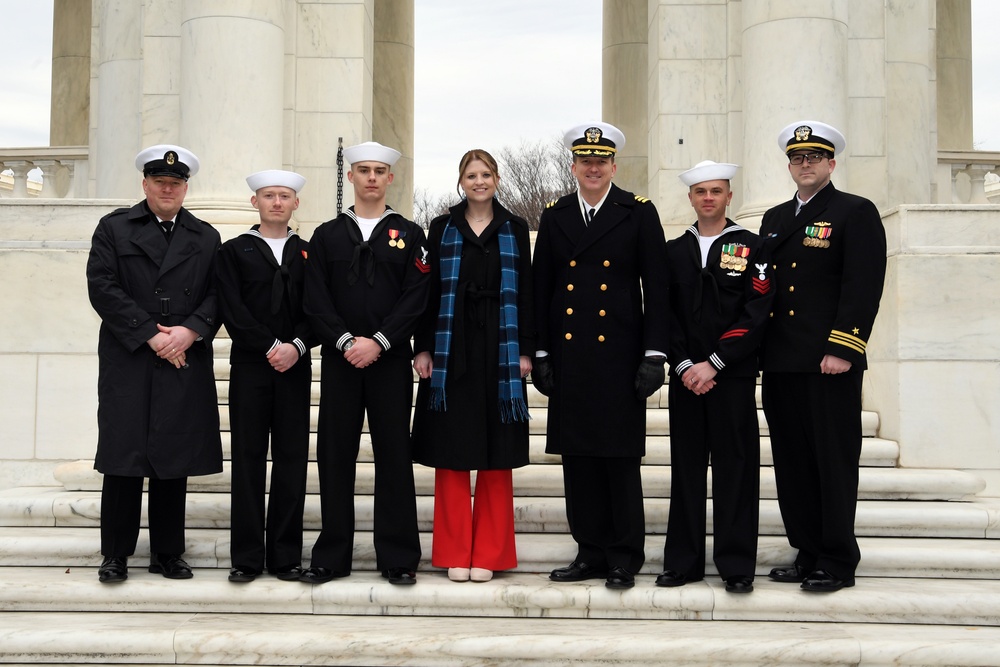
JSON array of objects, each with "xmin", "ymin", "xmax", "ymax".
[
  {"xmin": 428, "ymin": 386, "xmax": 447, "ymax": 412},
  {"xmin": 498, "ymin": 398, "xmax": 530, "ymax": 424}
]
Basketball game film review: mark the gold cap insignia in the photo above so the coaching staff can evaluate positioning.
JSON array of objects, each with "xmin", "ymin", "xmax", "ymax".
[
  {"xmin": 794, "ymin": 126, "xmax": 812, "ymax": 142},
  {"xmin": 585, "ymin": 127, "xmax": 603, "ymax": 144},
  {"xmin": 165, "ymin": 151, "xmax": 177, "ymax": 165}
]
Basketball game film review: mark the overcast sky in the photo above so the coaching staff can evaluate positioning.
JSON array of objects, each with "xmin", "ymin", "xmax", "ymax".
[{"xmin": 2, "ymin": 0, "xmax": 999, "ymax": 194}]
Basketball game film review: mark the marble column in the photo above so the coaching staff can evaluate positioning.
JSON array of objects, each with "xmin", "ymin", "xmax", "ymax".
[
  {"xmin": 50, "ymin": 0, "xmax": 91, "ymax": 147},
  {"xmin": 180, "ymin": 0, "xmax": 285, "ymax": 223},
  {"xmin": 373, "ymin": 0, "xmax": 414, "ymax": 218},
  {"xmin": 93, "ymin": 0, "xmax": 144, "ymax": 198},
  {"xmin": 738, "ymin": 0, "xmax": 849, "ymax": 224},
  {"xmin": 936, "ymin": 0, "xmax": 973, "ymax": 150},
  {"xmin": 883, "ymin": 0, "xmax": 935, "ymax": 206},
  {"xmin": 602, "ymin": 0, "xmax": 647, "ymax": 197},
  {"xmin": 647, "ymin": 0, "xmax": 734, "ymax": 235}
]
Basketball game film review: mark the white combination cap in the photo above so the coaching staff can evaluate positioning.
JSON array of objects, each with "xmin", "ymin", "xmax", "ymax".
[
  {"xmin": 135, "ymin": 144, "xmax": 200, "ymax": 179},
  {"xmin": 563, "ymin": 122, "xmax": 626, "ymax": 157},
  {"xmin": 777, "ymin": 120, "xmax": 846, "ymax": 156}
]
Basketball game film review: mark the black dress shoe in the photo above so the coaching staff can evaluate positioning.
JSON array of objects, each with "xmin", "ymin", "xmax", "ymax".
[
  {"xmin": 724, "ymin": 575, "xmax": 754, "ymax": 594},
  {"xmin": 98, "ymin": 556, "xmax": 128, "ymax": 584},
  {"xmin": 272, "ymin": 565, "xmax": 305, "ymax": 581},
  {"xmin": 654, "ymin": 569, "xmax": 702, "ymax": 587},
  {"xmin": 298, "ymin": 566, "xmax": 349, "ymax": 584},
  {"xmin": 148, "ymin": 553, "xmax": 193, "ymax": 579},
  {"xmin": 768, "ymin": 563, "xmax": 809, "ymax": 583},
  {"xmin": 228, "ymin": 567, "xmax": 257, "ymax": 583},
  {"xmin": 549, "ymin": 561, "xmax": 608, "ymax": 582},
  {"xmin": 382, "ymin": 568, "xmax": 417, "ymax": 585},
  {"xmin": 605, "ymin": 566, "xmax": 635, "ymax": 590},
  {"xmin": 801, "ymin": 569, "xmax": 855, "ymax": 592}
]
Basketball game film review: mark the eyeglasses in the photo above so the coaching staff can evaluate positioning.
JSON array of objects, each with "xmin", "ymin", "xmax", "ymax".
[{"xmin": 788, "ymin": 153, "xmax": 828, "ymax": 165}]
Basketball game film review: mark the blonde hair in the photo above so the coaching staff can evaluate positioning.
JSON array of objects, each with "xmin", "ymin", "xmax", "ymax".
[{"xmin": 456, "ymin": 149, "xmax": 500, "ymax": 197}]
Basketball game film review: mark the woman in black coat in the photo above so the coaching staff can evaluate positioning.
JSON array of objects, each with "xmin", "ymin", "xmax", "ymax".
[{"xmin": 412, "ymin": 149, "xmax": 535, "ymax": 583}]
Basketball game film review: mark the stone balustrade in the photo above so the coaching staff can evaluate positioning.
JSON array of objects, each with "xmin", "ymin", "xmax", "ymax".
[
  {"xmin": 2, "ymin": 146, "xmax": 999, "ymax": 206},
  {"xmin": 937, "ymin": 150, "xmax": 1000, "ymax": 204},
  {"xmin": 0, "ymin": 146, "xmax": 88, "ymax": 198}
]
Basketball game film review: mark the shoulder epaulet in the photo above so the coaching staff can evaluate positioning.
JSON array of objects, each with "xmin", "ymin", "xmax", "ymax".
[
  {"xmin": 634, "ymin": 195, "xmax": 651, "ymax": 204},
  {"xmin": 545, "ymin": 200, "xmax": 557, "ymax": 209}
]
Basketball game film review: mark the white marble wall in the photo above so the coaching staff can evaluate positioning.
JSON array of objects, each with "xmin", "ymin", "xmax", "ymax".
[{"xmin": 868, "ymin": 205, "xmax": 1000, "ymax": 494}]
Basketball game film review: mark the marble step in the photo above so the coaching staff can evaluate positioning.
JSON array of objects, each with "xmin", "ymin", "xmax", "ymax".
[
  {"xmin": 4, "ymin": 487, "xmax": 998, "ymax": 539},
  {"xmin": 2, "ymin": 608, "xmax": 998, "ymax": 667},
  {"xmin": 51, "ymin": 458, "xmax": 985, "ymax": 500},
  {"xmin": 1, "ymin": 567, "xmax": 1000, "ymax": 627},
  {"xmin": 211, "ymin": 396, "xmax": 883, "ymax": 438},
  {"xmin": 2, "ymin": 527, "xmax": 998, "ymax": 579},
  {"xmin": 213, "ymin": 432, "xmax": 901, "ymax": 467}
]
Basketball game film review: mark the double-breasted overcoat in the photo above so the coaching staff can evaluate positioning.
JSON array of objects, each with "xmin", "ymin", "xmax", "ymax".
[{"xmin": 86, "ymin": 201, "xmax": 222, "ymax": 479}]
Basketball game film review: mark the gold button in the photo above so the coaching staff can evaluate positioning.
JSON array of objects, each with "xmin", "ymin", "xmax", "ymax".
[
  {"xmin": 769, "ymin": 312, "xmax": 774, "ymax": 318},
  {"xmin": 569, "ymin": 260, "xmax": 577, "ymax": 267},
  {"xmin": 603, "ymin": 260, "xmax": 610, "ymax": 267},
  {"xmin": 791, "ymin": 262, "xmax": 797, "ymax": 268},
  {"xmin": 772, "ymin": 264, "xmax": 777, "ymax": 269},
  {"xmin": 600, "ymin": 284, "xmax": 607, "ymax": 291},
  {"xmin": 789, "ymin": 310, "xmax": 795, "ymax": 316},
  {"xmin": 566, "ymin": 308, "xmax": 573, "ymax": 315},
  {"xmin": 598, "ymin": 335, "xmax": 605, "ymax": 342},
  {"xmin": 567, "ymin": 284, "xmax": 574, "ymax": 291},
  {"xmin": 599, "ymin": 309, "xmax": 606, "ymax": 317},
  {"xmin": 565, "ymin": 333, "xmax": 572, "ymax": 340},
  {"xmin": 789, "ymin": 286, "xmax": 795, "ymax": 292}
]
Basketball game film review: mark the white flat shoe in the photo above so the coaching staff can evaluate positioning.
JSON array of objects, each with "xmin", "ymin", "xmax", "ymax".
[
  {"xmin": 470, "ymin": 567, "xmax": 493, "ymax": 582},
  {"xmin": 448, "ymin": 567, "xmax": 470, "ymax": 582}
]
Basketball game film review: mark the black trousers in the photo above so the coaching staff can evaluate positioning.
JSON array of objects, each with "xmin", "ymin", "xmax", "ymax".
[
  {"xmin": 228, "ymin": 360, "xmax": 311, "ymax": 573},
  {"xmin": 100, "ymin": 474, "xmax": 187, "ymax": 557},
  {"xmin": 309, "ymin": 353, "xmax": 421, "ymax": 573},
  {"xmin": 664, "ymin": 376, "xmax": 759, "ymax": 580},
  {"xmin": 762, "ymin": 370, "xmax": 864, "ymax": 579},
  {"xmin": 561, "ymin": 454, "xmax": 646, "ymax": 573}
]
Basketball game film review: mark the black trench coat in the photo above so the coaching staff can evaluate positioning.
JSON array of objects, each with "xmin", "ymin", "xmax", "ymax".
[
  {"xmin": 86, "ymin": 201, "xmax": 223, "ymax": 479},
  {"xmin": 411, "ymin": 200, "xmax": 536, "ymax": 470}
]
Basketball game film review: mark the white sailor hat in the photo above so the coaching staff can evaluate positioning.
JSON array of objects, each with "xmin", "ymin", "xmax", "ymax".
[
  {"xmin": 246, "ymin": 169, "xmax": 306, "ymax": 193},
  {"xmin": 679, "ymin": 160, "xmax": 739, "ymax": 187},
  {"xmin": 343, "ymin": 141, "xmax": 401, "ymax": 167},
  {"xmin": 563, "ymin": 122, "xmax": 626, "ymax": 157},
  {"xmin": 777, "ymin": 121, "xmax": 846, "ymax": 156},
  {"xmin": 135, "ymin": 144, "xmax": 200, "ymax": 180}
]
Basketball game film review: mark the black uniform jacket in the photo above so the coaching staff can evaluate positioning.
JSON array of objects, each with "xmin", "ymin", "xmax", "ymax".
[
  {"xmin": 304, "ymin": 206, "xmax": 430, "ymax": 359},
  {"xmin": 412, "ymin": 199, "xmax": 536, "ymax": 470},
  {"xmin": 86, "ymin": 201, "xmax": 222, "ymax": 478},
  {"xmin": 759, "ymin": 182, "xmax": 887, "ymax": 372},
  {"xmin": 217, "ymin": 226, "xmax": 317, "ymax": 364},
  {"xmin": 533, "ymin": 183, "xmax": 670, "ymax": 458},
  {"xmin": 666, "ymin": 220, "xmax": 773, "ymax": 379}
]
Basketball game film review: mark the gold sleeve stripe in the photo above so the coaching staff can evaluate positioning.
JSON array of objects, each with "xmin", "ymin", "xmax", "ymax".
[{"xmin": 829, "ymin": 330, "xmax": 867, "ymax": 354}]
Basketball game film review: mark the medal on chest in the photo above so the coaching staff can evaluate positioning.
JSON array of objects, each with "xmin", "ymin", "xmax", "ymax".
[
  {"xmin": 803, "ymin": 222, "xmax": 832, "ymax": 248},
  {"xmin": 719, "ymin": 243, "xmax": 749, "ymax": 272},
  {"xmin": 388, "ymin": 228, "xmax": 406, "ymax": 249}
]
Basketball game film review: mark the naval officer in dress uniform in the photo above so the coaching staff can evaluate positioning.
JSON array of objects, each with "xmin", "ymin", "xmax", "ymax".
[
  {"xmin": 301, "ymin": 141, "xmax": 430, "ymax": 585},
  {"xmin": 532, "ymin": 122, "xmax": 670, "ymax": 590},
  {"xmin": 656, "ymin": 160, "xmax": 773, "ymax": 594},
  {"xmin": 217, "ymin": 169, "xmax": 316, "ymax": 583},
  {"xmin": 760, "ymin": 121, "xmax": 887, "ymax": 592},
  {"xmin": 87, "ymin": 145, "xmax": 223, "ymax": 583}
]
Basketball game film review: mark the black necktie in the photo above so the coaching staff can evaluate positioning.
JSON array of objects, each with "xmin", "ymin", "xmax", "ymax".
[
  {"xmin": 587, "ymin": 208, "xmax": 595, "ymax": 225},
  {"xmin": 161, "ymin": 220, "xmax": 174, "ymax": 237}
]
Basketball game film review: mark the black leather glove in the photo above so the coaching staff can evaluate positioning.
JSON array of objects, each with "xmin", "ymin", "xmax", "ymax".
[
  {"xmin": 531, "ymin": 356, "xmax": 555, "ymax": 397},
  {"xmin": 634, "ymin": 356, "xmax": 666, "ymax": 399}
]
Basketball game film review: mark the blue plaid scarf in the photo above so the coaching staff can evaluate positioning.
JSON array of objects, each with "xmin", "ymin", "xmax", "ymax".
[{"xmin": 428, "ymin": 218, "xmax": 529, "ymax": 423}]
